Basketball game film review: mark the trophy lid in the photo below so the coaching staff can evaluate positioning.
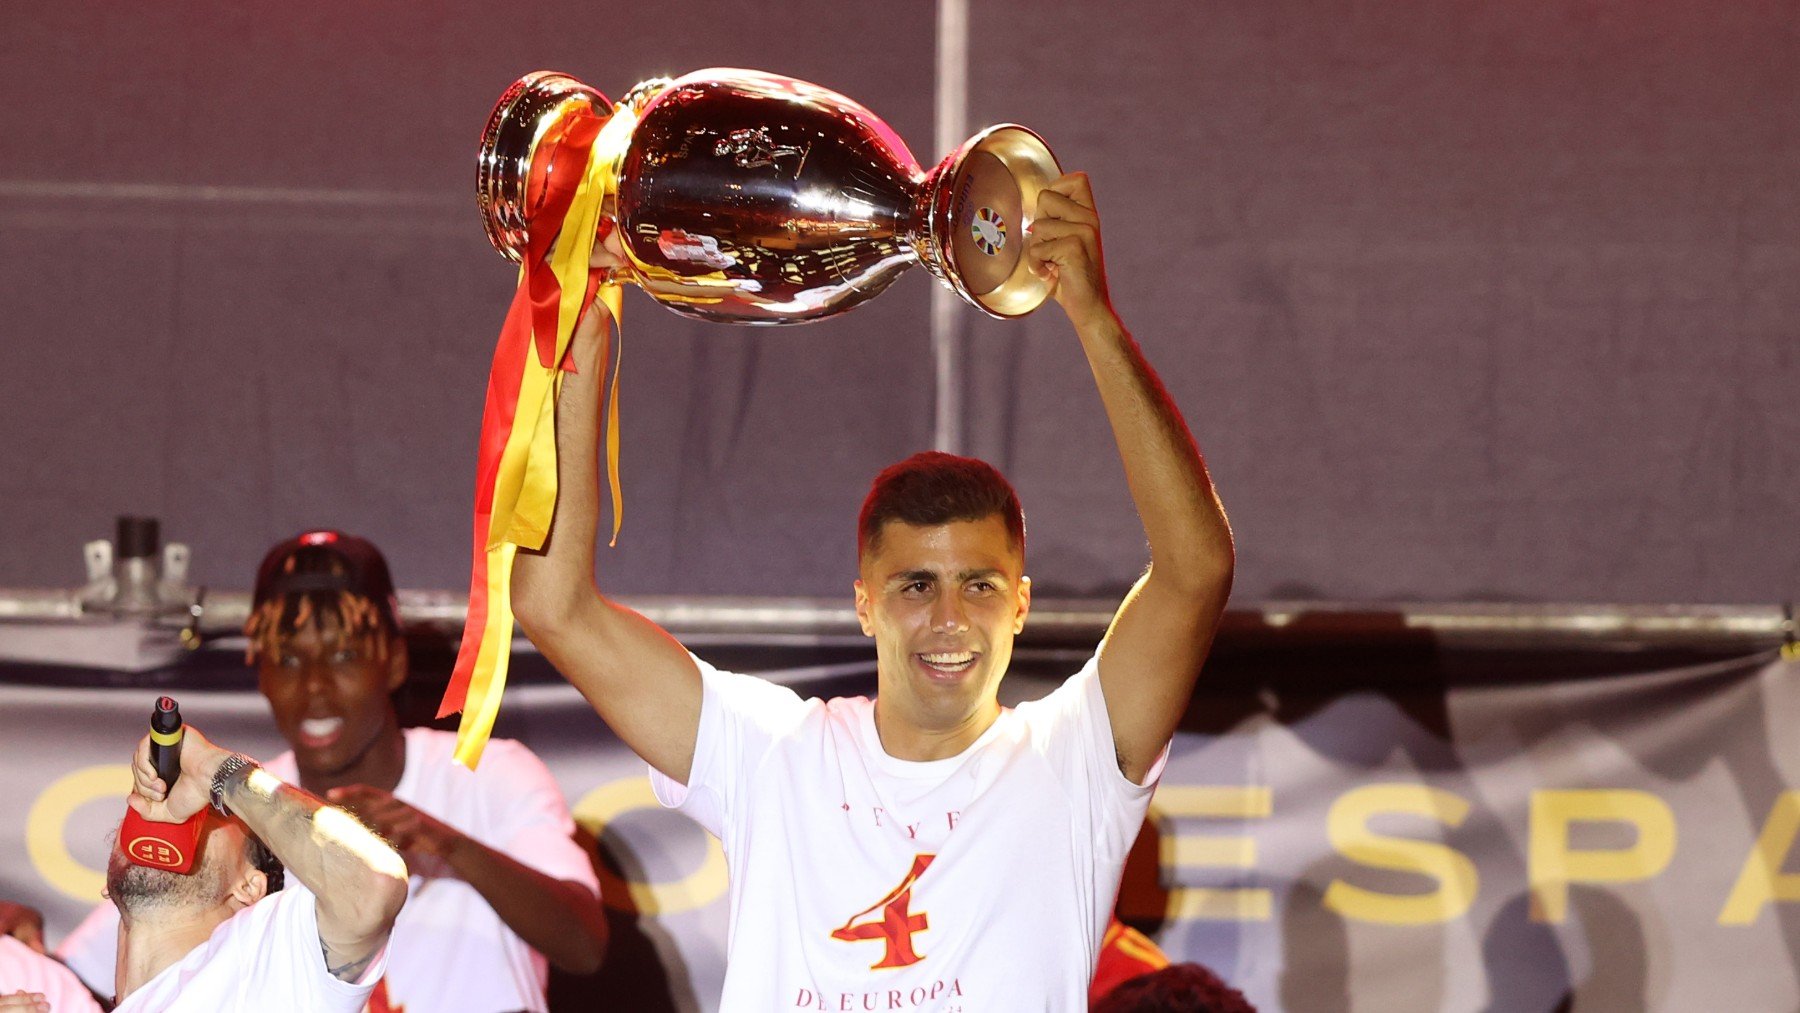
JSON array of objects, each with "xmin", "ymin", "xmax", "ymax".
[
  {"xmin": 932, "ymin": 125, "xmax": 1062, "ymax": 319},
  {"xmin": 476, "ymin": 71, "xmax": 613, "ymax": 263}
]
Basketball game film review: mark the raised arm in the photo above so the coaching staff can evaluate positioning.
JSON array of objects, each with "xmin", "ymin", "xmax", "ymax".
[
  {"xmin": 507, "ymin": 259, "xmax": 703, "ymax": 784},
  {"xmin": 1025, "ymin": 173, "xmax": 1235, "ymax": 784},
  {"xmin": 128, "ymin": 727, "xmax": 408, "ymax": 982}
]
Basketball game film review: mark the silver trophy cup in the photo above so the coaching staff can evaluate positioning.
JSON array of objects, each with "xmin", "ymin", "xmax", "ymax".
[{"xmin": 477, "ymin": 68, "xmax": 1062, "ymax": 322}]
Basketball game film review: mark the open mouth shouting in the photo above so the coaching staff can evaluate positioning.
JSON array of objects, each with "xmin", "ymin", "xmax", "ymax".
[{"xmin": 297, "ymin": 716, "xmax": 345, "ymax": 749}]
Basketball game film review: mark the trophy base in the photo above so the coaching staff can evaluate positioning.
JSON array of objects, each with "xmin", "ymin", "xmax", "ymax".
[{"xmin": 938, "ymin": 125, "xmax": 1062, "ymax": 318}]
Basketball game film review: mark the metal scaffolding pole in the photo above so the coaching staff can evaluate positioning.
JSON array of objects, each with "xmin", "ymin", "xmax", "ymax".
[{"xmin": 1, "ymin": 589, "xmax": 1791, "ymax": 652}]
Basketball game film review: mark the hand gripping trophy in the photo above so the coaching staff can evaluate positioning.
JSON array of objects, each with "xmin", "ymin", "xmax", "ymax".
[{"xmin": 442, "ymin": 69, "xmax": 1061, "ymax": 763}]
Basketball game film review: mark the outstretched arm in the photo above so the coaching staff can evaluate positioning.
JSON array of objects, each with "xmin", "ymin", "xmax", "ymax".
[
  {"xmin": 129, "ymin": 728, "xmax": 408, "ymax": 982},
  {"xmin": 1026, "ymin": 173, "xmax": 1235, "ymax": 784},
  {"xmin": 508, "ymin": 258, "xmax": 704, "ymax": 785}
]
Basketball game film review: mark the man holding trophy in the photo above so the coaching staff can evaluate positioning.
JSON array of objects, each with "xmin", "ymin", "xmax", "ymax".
[{"xmin": 453, "ymin": 70, "xmax": 1234, "ymax": 1008}]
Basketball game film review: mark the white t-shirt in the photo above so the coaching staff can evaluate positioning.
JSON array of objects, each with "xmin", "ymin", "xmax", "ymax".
[
  {"xmin": 112, "ymin": 886, "xmax": 384, "ymax": 1013},
  {"xmin": 60, "ymin": 728, "xmax": 598, "ymax": 1013},
  {"xmin": 651, "ymin": 652, "xmax": 1164, "ymax": 1010},
  {"xmin": 0, "ymin": 935, "xmax": 102, "ymax": 1013}
]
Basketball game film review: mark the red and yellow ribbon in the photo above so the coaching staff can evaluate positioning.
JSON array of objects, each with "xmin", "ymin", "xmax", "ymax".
[{"xmin": 440, "ymin": 105, "xmax": 631, "ymax": 768}]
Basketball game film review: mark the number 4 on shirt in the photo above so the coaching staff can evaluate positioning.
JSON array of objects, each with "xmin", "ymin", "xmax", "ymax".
[{"xmin": 830, "ymin": 853, "xmax": 936, "ymax": 969}]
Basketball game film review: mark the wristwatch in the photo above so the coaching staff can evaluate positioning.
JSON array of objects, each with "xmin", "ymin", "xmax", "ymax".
[{"xmin": 209, "ymin": 753, "xmax": 259, "ymax": 817}]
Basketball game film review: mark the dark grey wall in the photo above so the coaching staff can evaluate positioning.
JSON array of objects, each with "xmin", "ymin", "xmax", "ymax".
[
  {"xmin": 0, "ymin": 3, "xmax": 936, "ymax": 598},
  {"xmin": 963, "ymin": 0, "xmax": 1800, "ymax": 602},
  {"xmin": 3, "ymin": 2, "xmax": 1795, "ymax": 604}
]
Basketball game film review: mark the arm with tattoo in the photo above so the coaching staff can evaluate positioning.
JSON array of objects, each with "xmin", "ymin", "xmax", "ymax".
[
  {"xmin": 130, "ymin": 728, "xmax": 409, "ymax": 983},
  {"xmin": 321, "ymin": 941, "xmax": 382, "ymax": 983},
  {"xmin": 215, "ymin": 762, "xmax": 408, "ymax": 982}
]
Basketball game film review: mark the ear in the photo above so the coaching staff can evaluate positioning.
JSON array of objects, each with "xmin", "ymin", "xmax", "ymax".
[
  {"xmin": 1014, "ymin": 575, "xmax": 1032, "ymax": 635},
  {"xmin": 226, "ymin": 865, "xmax": 268, "ymax": 913},
  {"xmin": 385, "ymin": 634, "xmax": 408, "ymax": 693},
  {"xmin": 853, "ymin": 579, "xmax": 874, "ymax": 637}
]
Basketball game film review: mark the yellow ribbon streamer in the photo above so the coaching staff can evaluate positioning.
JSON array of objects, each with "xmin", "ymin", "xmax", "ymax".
[{"xmin": 452, "ymin": 107, "xmax": 634, "ymax": 768}]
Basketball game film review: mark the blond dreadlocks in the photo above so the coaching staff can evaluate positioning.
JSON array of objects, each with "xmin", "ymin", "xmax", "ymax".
[{"xmin": 244, "ymin": 560, "xmax": 396, "ymax": 665}]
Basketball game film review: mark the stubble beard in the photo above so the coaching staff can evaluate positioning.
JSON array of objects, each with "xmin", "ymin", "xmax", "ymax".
[{"xmin": 106, "ymin": 837, "xmax": 228, "ymax": 921}]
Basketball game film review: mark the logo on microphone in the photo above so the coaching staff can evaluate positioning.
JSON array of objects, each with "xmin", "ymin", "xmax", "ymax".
[{"xmin": 126, "ymin": 836, "xmax": 186, "ymax": 870}]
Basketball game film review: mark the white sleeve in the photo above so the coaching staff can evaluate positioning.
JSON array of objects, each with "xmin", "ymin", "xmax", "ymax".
[
  {"xmin": 252, "ymin": 888, "xmax": 388, "ymax": 1013},
  {"xmin": 481, "ymin": 738, "xmax": 601, "ymax": 896},
  {"xmin": 1020, "ymin": 653, "xmax": 1169, "ymax": 861},
  {"xmin": 52, "ymin": 900, "xmax": 118, "ymax": 999},
  {"xmin": 649, "ymin": 654, "xmax": 811, "ymax": 840}
]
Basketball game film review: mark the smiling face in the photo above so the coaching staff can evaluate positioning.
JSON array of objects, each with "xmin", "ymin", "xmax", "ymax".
[
  {"xmin": 255, "ymin": 608, "xmax": 406, "ymax": 792},
  {"xmin": 854, "ymin": 515, "xmax": 1031, "ymax": 759}
]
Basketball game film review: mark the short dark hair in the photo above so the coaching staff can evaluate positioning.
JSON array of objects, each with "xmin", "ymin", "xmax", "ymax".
[
  {"xmin": 244, "ymin": 829, "xmax": 285, "ymax": 894},
  {"xmin": 1092, "ymin": 963, "xmax": 1258, "ymax": 1013},
  {"xmin": 857, "ymin": 452, "xmax": 1025, "ymax": 560},
  {"xmin": 244, "ymin": 530, "xmax": 401, "ymax": 665}
]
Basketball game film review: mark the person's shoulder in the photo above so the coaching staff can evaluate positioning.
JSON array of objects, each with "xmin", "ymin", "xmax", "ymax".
[
  {"xmin": 241, "ymin": 882, "xmax": 311, "ymax": 924},
  {"xmin": 820, "ymin": 693, "xmax": 873, "ymax": 722},
  {"xmin": 0, "ymin": 933, "xmax": 49, "ymax": 972},
  {"xmin": 1013, "ymin": 653, "xmax": 1103, "ymax": 716},
  {"xmin": 194, "ymin": 887, "xmax": 305, "ymax": 962},
  {"xmin": 401, "ymin": 724, "xmax": 522, "ymax": 758},
  {"xmin": 814, "ymin": 694, "xmax": 882, "ymax": 756},
  {"xmin": 765, "ymin": 684, "xmax": 846, "ymax": 728},
  {"xmin": 397, "ymin": 725, "xmax": 529, "ymax": 777},
  {"xmin": 700, "ymin": 660, "xmax": 827, "ymax": 718},
  {"xmin": 402, "ymin": 725, "xmax": 459, "ymax": 753},
  {"xmin": 703, "ymin": 674, "xmax": 840, "ymax": 757},
  {"xmin": 1008, "ymin": 652, "xmax": 1107, "ymax": 750},
  {"xmin": 0, "ymin": 937, "xmax": 102, "ymax": 1011}
]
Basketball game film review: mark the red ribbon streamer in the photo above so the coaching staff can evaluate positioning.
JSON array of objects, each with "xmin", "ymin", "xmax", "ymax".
[{"xmin": 438, "ymin": 110, "xmax": 605, "ymax": 721}]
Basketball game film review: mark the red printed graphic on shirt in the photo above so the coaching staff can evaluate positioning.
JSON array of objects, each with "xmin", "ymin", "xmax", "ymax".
[
  {"xmin": 830, "ymin": 853, "xmax": 936, "ymax": 969},
  {"xmin": 362, "ymin": 978, "xmax": 403, "ymax": 1013}
]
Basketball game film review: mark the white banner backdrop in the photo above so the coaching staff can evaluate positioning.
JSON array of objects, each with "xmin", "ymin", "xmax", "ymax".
[{"xmin": 3, "ymin": 650, "xmax": 1797, "ymax": 1011}]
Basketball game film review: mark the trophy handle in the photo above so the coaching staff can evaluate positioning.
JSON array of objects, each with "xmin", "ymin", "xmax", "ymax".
[{"xmin": 918, "ymin": 125, "xmax": 1062, "ymax": 319}]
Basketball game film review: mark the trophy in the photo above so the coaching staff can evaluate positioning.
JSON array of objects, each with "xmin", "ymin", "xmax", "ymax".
[
  {"xmin": 476, "ymin": 68, "xmax": 1063, "ymax": 321},
  {"xmin": 445, "ymin": 68, "xmax": 1061, "ymax": 768}
]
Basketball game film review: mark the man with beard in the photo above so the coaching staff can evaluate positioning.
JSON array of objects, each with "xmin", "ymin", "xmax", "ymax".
[
  {"xmin": 58, "ymin": 531, "xmax": 605, "ymax": 1011},
  {"xmin": 108, "ymin": 723, "xmax": 407, "ymax": 1011}
]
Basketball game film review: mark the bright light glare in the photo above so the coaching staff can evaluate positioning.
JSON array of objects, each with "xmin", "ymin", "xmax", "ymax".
[{"xmin": 793, "ymin": 188, "xmax": 876, "ymax": 220}]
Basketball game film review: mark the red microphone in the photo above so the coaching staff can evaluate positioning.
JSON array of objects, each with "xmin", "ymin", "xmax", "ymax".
[{"xmin": 119, "ymin": 697, "xmax": 204, "ymax": 874}]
